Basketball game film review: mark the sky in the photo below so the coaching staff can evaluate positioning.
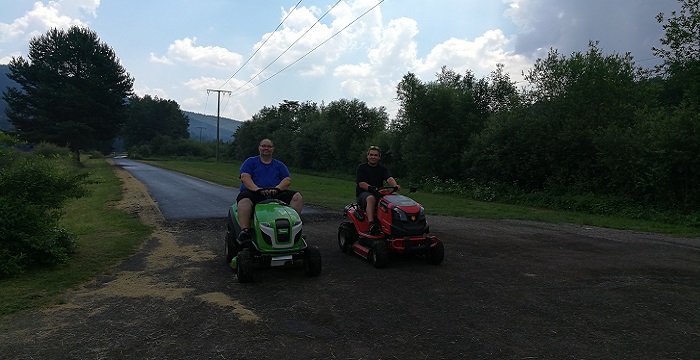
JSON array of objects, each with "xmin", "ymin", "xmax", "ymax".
[{"xmin": 0, "ymin": 0, "xmax": 682, "ymax": 121}]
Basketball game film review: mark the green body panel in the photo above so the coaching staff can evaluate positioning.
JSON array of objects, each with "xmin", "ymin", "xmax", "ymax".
[{"xmin": 230, "ymin": 200, "xmax": 305, "ymax": 254}]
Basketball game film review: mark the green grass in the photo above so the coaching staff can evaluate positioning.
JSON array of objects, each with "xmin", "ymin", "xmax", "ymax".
[
  {"xmin": 143, "ymin": 159, "xmax": 700, "ymax": 238},
  {"xmin": 0, "ymin": 159, "xmax": 153, "ymax": 316}
]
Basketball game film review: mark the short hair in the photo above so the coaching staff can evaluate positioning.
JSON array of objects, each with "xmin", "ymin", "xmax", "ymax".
[{"xmin": 367, "ymin": 145, "xmax": 381, "ymax": 156}]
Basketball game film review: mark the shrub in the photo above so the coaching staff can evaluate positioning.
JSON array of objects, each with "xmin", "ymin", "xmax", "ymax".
[
  {"xmin": 32, "ymin": 142, "xmax": 72, "ymax": 158},
  {"xmin": 0, "ymin": 155, "xmax": 88, "ymax": 277}
]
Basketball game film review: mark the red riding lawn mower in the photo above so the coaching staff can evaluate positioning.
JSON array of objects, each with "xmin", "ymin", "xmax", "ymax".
[{"xmin": 337, "ymin": 186, "xmax": 444, "ymax": 268}]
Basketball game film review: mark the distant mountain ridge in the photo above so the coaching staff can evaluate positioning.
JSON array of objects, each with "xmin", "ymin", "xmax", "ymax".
[
  {"xmin": 0, "ymin": 64, "xmax": 17, "ymax": 131},
  {"xmin": 0, "ymin": 64, "xmax": 242, "ymax": 140},
  {"xmin": 184, "ymin": 111, "xmax": 242, "ymax": 143}
]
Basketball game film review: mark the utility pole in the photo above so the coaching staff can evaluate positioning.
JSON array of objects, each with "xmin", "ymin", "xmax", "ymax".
[
  {"xmin": 207, "ymin": 89, "xmax": 232, "ymax": 162},
  {"xmin": 195, "ymin": 126, "xmax": 204, "ymax": 142}
]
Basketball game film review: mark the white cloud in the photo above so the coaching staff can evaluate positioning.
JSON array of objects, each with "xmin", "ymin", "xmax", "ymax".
[
  {"xmin": 0, "ymin": 51, "xmax": 22, "ymax": 64},
  {"xmin": 299, "ymin": 64, "xmax": 326, "ymax": 77},
  {"xmin": 151, "ymin": 37, "xmax": 244, "ymax": 69},
  {"xmin": 0, "ymin": 0, "xmax": 97, "ymax": 43},
  {"xmin": 415, "ymin": 29, "xmax": 530, "ymax": 82},
  {"xmin": 133, "ymin": 85, "xmax": 167, "ymax": 99}
]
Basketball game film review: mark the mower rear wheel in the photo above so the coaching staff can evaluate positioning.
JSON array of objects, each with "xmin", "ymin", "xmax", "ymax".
[
  {"xmin": 303, "ymin": 245, "xmax": 322, "ymax": 276},
  {"xmin": 338, "ymin": 222, "xmax": 358, "ymax": 253},
  {"xmin": 236, "ymin": 249, "xmax": 254, "ymax": 283},
  {"xmin": 371, "ymin": 240, "xmax": 389, "ymax": 268},
  {"xmin": 427, "ymin": 240, "xmax": 444, "ymax": 265}
]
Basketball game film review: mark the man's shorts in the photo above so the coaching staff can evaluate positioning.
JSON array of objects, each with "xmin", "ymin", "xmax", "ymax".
[
  {"xmin": 357, "ymin": 191, "xmax": 373, "ymax": 210},
  {"xmin": 237, "ymin": 189, "xmax": 297, "ymax": 206}
]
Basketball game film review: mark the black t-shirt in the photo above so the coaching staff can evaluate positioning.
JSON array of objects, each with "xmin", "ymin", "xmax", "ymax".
[{"xmin": 355, "ymin": 163, "xmax": 391, "ymax": 196}]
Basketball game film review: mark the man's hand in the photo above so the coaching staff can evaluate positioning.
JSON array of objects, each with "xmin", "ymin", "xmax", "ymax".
[{"xmin": 259, "ymin": 188, "xmax": 280, "ymax": 196}]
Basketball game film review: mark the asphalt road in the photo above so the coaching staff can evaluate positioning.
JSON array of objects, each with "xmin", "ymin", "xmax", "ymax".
[{"xmin": 112, "ymin": 157, "xmax": 237, "ymax": 219}]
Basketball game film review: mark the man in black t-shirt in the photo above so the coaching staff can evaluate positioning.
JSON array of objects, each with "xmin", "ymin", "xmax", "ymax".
[{"xmin": 355, "ymin": 146, "xmax": 400, "ymax": 234}]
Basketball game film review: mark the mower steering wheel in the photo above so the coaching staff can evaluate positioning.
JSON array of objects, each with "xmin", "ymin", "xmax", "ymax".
[
  {"xmin": 376, "ymin": 186, "xmax": 399, "ymax": 195},
  {"xmin": 256, "ymin": 187, "xmax": 282, "ymax": 198}
]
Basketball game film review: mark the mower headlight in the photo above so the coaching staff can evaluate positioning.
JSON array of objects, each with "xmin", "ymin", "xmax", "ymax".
[
  {"xmin": 419, "ymin": 206, "xmax": 425, "ymax": 220},
  {"xmin": 392, "ymin": 207, "xmax": 408, "ymax": 221}
]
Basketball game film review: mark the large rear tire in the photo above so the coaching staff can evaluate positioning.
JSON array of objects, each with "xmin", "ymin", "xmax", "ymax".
[
  {"xmin": 427, "ymin": 240, "xmax": 444, "ymax": 265},
  {"xmin": 338, "ymin": 222, "xmax": 358, "ymax": 253},
  {"xmin": 370, "ymin": 240, "xmax": 389, "ymax": 269},
  {"xmin": 304, "ymin": 245, "xmax": 322, "ymax": 276},
  {"xmin": 236, "ymin": 249, "xmax": 254, "ymax": 283}
]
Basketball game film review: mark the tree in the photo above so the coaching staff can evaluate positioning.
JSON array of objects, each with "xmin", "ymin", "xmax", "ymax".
[
  {"xmin": 654, "ymin": 0, "xmax": 700, "ymax": 71},
  {"xmin": 3, "ymin": 26, "xmax": 134, "ymax": 163},
  {"xmin": 653, "ymin": 0, "xmax": 700, "ymax": 107},
  {"xmin": 323, "ymin": 98, "xmax": 388, "ymax": 173},
  {"xmin": 466, "ymin": 43, "xmax": 647, "ymax": 194},
  {"xmin": 122, "ymin": 95, "xmax": 190, "ymax": 149},
  {"xmin": 394, "ymin": 67, "xmax": 492, "ymax": 181}
]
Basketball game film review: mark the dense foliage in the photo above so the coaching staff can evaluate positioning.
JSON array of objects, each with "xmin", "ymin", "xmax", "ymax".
[
  {"xmin": 3, "ymin": 26, "xmax": 133, "ymax": 162},
  {"xmin": 122, "ymin": 95, "xmax": 190, "ymax": 149},
  {"xmin": 0, "ymin": 134, "xmax": 89, "ymax": 277}
]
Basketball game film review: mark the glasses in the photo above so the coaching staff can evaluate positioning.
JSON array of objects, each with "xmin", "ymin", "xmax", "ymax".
[
  {"xmin": 369, "ymin": 146, "xmax": 380, "ymax": 151},
  {"xmin": 259, "ymin": 144, "xmax": 274, "ymax": 148}
]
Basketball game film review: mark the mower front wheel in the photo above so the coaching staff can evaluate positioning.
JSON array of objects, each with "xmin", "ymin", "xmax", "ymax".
[
  {"xmin": 370, "ymin": 240, "xmax": 389, "ymax": 269},
  {"xmin": 303, "ymin": 245, "xmax": 322, "ymax": 276},
  {"xmin": 225, "ymin": 228, "xmax": 238, "ymax": 265},
  {"xmin": 236, "ymin": 249, "xmax": 254, "ymax": 283},
  {"xmin": 427, "ymin": 240, "xmax": 444, "ymax": 265},
  {"xmin": 338, "ymin": 222, "xmax": 358, "ymax": 253}
]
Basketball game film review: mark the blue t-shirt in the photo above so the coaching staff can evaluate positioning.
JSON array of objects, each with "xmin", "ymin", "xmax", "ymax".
[{"xmin": 239, "ymin": 156, "xmax": 291, "ymax": 192}]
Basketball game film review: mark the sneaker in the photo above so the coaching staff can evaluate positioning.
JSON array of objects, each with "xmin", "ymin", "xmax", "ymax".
[
  {"xmin": 369, "ymin": 222, "xmax": 381, "ymax": 235},
  {"xmin": 237, "ymin": 228, "xmax": 253, "ymax": 245}
]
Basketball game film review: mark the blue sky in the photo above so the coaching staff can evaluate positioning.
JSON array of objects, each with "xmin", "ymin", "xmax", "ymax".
[{"xmin": 0, "ymin": 0, "xmax": 680, "ymax": 121}]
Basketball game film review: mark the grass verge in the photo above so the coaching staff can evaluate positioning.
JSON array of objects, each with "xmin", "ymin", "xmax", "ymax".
[
  {"xmin": 142, "ymin": 159, "xmax": 700, "ymax": 238},
  {"xmin": 0, "ymin": 159, "xmax": 152, "ymax": 316}
]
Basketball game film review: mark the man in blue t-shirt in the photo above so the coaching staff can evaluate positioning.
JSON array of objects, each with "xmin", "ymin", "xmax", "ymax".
[{"xmin": 236, "ymin": 138, "xmax": 303, "ymax": 241}]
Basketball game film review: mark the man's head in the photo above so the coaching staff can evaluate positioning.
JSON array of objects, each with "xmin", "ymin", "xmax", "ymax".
[
  {"xmin": 258, "ymin": 139, "xmax": 274, "ymax": 157},
  {"xmin": 366, "ymin": 145, "xmax": 381, "ymax": 166}
]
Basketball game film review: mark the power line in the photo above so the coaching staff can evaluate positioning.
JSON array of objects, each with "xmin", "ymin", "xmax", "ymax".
[
  {"xmin": 219, "ymin": 0, "xmax": 304, "ymax": 89},
  {"xmin": 232, "ymin": 0, "xmax": 385, "ymax": 97},
  {"xmin": 229, "ymin": 0, "xmax": 343, "ymax": 95}
]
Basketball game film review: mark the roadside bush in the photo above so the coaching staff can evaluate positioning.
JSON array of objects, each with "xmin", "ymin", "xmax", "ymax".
[
  {"xmin": 32, "ymin": 142, "xmax": 72, "ymax": 158},
  {"xmin": 0, "ymin": 154, "xmax": 88, "ymax": 277},
  {"xmin": 128, "ymin": 144, "xmax": 152, "ymax": 159}
]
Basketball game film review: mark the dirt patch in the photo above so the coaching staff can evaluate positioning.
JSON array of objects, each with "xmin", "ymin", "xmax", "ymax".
[{"xmin": 0, "ymin": 162, "xmax": 699, "ymax": 360}]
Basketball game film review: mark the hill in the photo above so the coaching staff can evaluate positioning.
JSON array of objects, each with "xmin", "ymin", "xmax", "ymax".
[
  {"xmin": 0, "ymin": 64, "xmax": 17, "ymax": 131},
  {"xmin": 184, "ymin": 111, "xmax": 242, "ymax": 143}
]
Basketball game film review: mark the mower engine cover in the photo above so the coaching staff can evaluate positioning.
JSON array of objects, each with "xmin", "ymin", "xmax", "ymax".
[
  {"xmin": 377, "ymin": 194, "xmax": 427, "ymax": 237},
  {"xmin": 253, "ymin": 201, "xmax": 304, "ymax": 250}
]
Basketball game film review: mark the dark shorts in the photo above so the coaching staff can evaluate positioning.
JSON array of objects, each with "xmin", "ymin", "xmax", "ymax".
[
  {"xmin": 237, "ymin": 189, "xmax": 297, "ymax": 206},
  {"xmin": 357, "ymin": 191, "xmax": 373, "ymax": 210}
]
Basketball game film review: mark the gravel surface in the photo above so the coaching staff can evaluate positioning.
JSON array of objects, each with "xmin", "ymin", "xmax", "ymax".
[{"xmin": 1, "ymin": 164, "xmax": 699, "ymax": 360}]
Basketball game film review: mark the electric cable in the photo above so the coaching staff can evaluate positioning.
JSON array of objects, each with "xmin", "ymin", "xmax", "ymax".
[
  {"xmin": 219, "ymin": 0, "xmax": 304, "ymax": 89},
  {"xmin": 232, "ymin": 0, "xmax": 385, "ymax": 97},
  {"xmin": 229, "ymin": 0, "xmax": 343, "ymax": 95}
]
